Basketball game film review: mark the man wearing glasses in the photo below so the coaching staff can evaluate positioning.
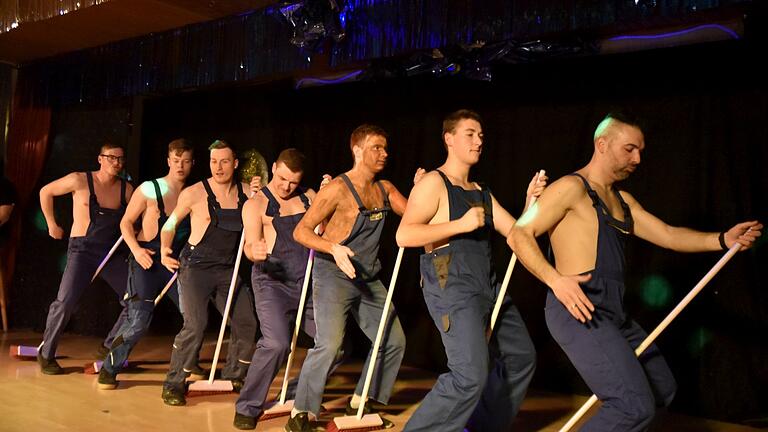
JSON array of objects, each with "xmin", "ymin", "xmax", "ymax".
[{"xmin": 37, "ymin": 142, "xmax": 134, "ymax": 375}]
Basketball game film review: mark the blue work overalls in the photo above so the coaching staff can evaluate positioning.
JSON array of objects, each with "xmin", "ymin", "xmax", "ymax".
[
  {"xmin": 545, "ymin": 174, "xmax": 676, "ymax": 431},
  {"xmin": 103, "ymin": 178, "xmax": 191, "ymax": 375},
  {"xmin": 163, "ymin": 180, "xmax": 258, "ymax": 391},
  {"xmin": 40, "ymin": 172, "xmax": 130, "ymax": 360},
  {"xmin": 293, "ymin": 174, "xmax": 406, "ymax": 417},
  {"xmin": 405, "ymin": 170, "xmax": 536, "ymax": 432}
]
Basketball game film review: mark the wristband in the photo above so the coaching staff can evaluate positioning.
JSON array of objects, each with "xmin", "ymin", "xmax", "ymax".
[{"xmin": 718, "ymin": 231, "xmax": 728, "ymax": 250}]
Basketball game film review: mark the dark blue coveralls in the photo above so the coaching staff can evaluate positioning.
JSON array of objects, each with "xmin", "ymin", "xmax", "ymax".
[
  {"xmin": 545, "ymin": 174, "xmax": 676, "ymax": 431},
  {"xmin": 293, "ymin": 174, "xmax": 406, "ymax": 416},
  {"xmin": 236, "ymin": 187, "xmax": 315, "ymax": 417},
  {"xmin": 405, "ymin": 170, "xmax": 536, "ymax": 432},
  {"xmin": 40, "ymin": 172, "xmax": 130, "ymax": 360},
  {"xmin": 163, "ymin": 180, "xmax": 258, "ymax": 392},
  {"xmin": 103, "ymin": 179, "xmax": 190, "ymax": 375}
]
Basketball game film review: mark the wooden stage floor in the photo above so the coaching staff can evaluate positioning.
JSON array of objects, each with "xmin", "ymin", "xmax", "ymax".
[{"xmin": 0, "ymin": 331, "xmax": 761, "ymax": 432}]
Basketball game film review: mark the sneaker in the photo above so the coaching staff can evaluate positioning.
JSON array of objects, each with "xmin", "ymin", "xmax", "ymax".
[
  {"xmin": 233, "ymin": 412, "xmax": 257, "ymax": 430},
  {"xmin": 97, "ymin": 368, "xmax": 118, "ymax": 390},
  {"xmin": 284, "ymin": 412, "xmax": 311, "ymax": 432},
  {"xmin": 161, "ymin": 386, "xmax": 186, "ymax": 406},
  {"xmin": 37, "ymin": 353, "xmax": 63, "ymax": 375},
  {"xmin": 345, "ymin": 398, "xmax": 395, "ymax": 429}
]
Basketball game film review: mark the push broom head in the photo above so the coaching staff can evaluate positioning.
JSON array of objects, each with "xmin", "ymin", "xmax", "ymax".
[
  {"xmin": 325, "ymin": 414, "xmax": 384, "ymax": 432},
  {"xmin": 186, "ymin": 379, "xmax": 234, "ymax": 396},
  {"xmin": 9, "ymin": 345, "xmax": 37, "ymax": 359},
  {"xmin": 259, "ymin": 399, "xmax": 294, "ymax": 420}
]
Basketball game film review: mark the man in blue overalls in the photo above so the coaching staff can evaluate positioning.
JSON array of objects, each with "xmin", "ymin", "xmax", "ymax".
[
  {"xmin": 98, "ymin": 139, "xmax": 201, "ymax": 389},
  {"xmin": 397, "ymin": 109, "xmax": 545, "ymax": 432},
  {"xmin": 159, "ymin": 140, "xmax": 259, "ymax": 406},
  {"xmin": 235, "ymin": 148, "xmax": 344, "ymax": 429},
  {"xmin": 37, "ymin": 142, "xmax": 134, "ymax": 374},
  {"xmin": 285, "ymin": 125, "xmax": 417, "ymax": 431},
  {"xmin": 509, "ymin": 112, "xmax": 762, "ymax": 431}
]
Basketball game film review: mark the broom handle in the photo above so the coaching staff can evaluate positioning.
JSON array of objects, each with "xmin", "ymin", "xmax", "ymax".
[
  {"xmin": 278, "ymin": 245, "xmax": 317, "ymax": 404},
  {"xmin": 357, "ymin": 247, "xmax": 404, "ymax": 419},
  {"xmin": 490, "ymin": 169, "xmax": 545, "ymax": 332},
  {"xmin": 91, "ymin": 236, "xmax": 124, "ymax": 282},
  {"xmin": 207, "ymin": 229, "xmax": 247, "ymax": 384},
  {"xmin": 559, "ymin": 241, "xmax": 743, "ymax": 432},
  {"xmin": 154, "ymin": 272, "xmax": 178, "ymax": 306}
]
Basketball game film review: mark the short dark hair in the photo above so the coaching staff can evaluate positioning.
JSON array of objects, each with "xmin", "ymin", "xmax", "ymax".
[
  {"xmin": 168, "ymin": 138, "xmax": 193, "ymax": 157},
  {"xmin": 276, "ymin": 148, "xmax": 306, "ymax": 172},
  {"xmin": 350, "ymin": 124, "xmax": 388, "ymax": 155},
  {"xmin": 442, "ymin": 109, "xmax": 482, "ymax": 135},
  {"xmin": 100, "ymin": 141, "xmax": 124, "ymax": 153},
  {"xmin": 208, "ymin": 139, "xmax": 236, "ymax": 158}
]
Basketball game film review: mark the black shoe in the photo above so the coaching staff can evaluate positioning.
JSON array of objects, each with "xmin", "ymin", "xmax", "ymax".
[
  {"xmin": 186, "ymin": 365, "xmax": 207, "ymax": 381},
  {"xmin": 37, "ymin": 353, "xmax": 63, "ymax": 375},
  {"xmin": 161, "ymin": 386, "xmax": 186, "ymax": 406},
  {"xmin": 233, "ymin": 412, "xmax": 257, "ymax": 430},
  {"xmin": 97, "ymin": 368, "xmax": 118, "ymax": 390},
  {"xmin": 285, "ymin": 412, "xmax": 311, "ymax": 432},
  {"xmin": 345, "ymin": 399, "xmax": 395, "ymax": 429},
  {"xmin": 231, "ymin": 379, "xmax": 244, "ymax": 394}
]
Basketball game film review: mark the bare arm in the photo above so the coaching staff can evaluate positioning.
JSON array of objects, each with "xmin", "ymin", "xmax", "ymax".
[
  {"xmin": 242, "ymin": 196, "xmax": 267, "ymax": 262},
  {"xmin": 624, "ymin": 191, "xmax": 763, "ymax": 252},
  {"xmin": 396, "ymin": 172, "xmax": 483, "ymax": 248},
  {"xmin": 294, "ymin": 179, "xmax": 359, "ymax": 278},
  {"xmin": 0, "ymin": 204, "xmax": 12, "ymax": 227},
  {"xmin": 508, "ymin": 176, "xmax": 594, "ymax": 322},
  {"xmin": 39, "ymin": 172, "xmax": 81, "ymax": 239},
  {"xmin": 382, "ymin": 168, "xmax": 425, "ymax": 217},
  {"xmin": 120, "ymin": 182, "xmax": 152, "ymax": 269},
  {"xmin": 495, "ymin": 170, "xmax": 548, "ymax": 237},
  {"xmin": 160, "ymin": 186, "xmax": 194, "ymax": 272}
]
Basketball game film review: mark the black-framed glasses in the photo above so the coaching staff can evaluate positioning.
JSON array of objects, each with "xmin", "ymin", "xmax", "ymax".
[{"xmin": 100, "ymin": 154, "xmax": 125, "ymax": 164}]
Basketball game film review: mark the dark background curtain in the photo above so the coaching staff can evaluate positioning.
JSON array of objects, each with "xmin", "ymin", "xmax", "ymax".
[{"xmin": 8, "ymin": 38, "xmax": 767, "ymax": 423}]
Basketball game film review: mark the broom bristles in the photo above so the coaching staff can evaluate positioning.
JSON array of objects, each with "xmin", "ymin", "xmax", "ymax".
[
  {"xmin": 326, "ymin": 414, "xmax": 385, "ymax": 432},
  {"xmin": 186, "ymin": 379, "xmax": 234, "ymax": 396},
  {"xmin": 9, "ymin": 345, "xmax": 37, "ymax": 358}
]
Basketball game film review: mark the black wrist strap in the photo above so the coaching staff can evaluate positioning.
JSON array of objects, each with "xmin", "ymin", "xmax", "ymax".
[{"xmin": 718, "ymin": 231, "xmax": 728, "ymax": 250}]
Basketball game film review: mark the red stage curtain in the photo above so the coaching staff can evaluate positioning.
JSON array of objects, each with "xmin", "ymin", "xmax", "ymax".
[{"xmin": 1, "ymin": 71, "xmax": 52, "ymax": 328}]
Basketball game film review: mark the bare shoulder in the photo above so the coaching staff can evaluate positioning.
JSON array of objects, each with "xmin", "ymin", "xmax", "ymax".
[
  {"xmin": 379, "ymin": 179, "xmax": 402, "ymax": 195},
  {"xmin": 413, "ymin": 171, "xmax": 446, "ymax": 193},
  {"xmin": 68, "ymin": 172, "xmax": 88, "ymax": 189},
  {"xmin": 317, "ymin": 177, "xmax": 347, "ymax": 200},
  {"xmin": 545, "ymin": 175, "xmax": 586, "ymax": 200},
  {"xmin": 179, "ymin": 182, "xmax": 205, "ymax": 201},
  {"xmin": 243, "ymin": 195, "xmax": 266, "ymax": 213}
]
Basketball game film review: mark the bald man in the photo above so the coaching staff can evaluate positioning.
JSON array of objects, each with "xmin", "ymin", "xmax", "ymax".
[{"xmin": 509, "ymin": 112, "xmax": 762, "ymax": 431}]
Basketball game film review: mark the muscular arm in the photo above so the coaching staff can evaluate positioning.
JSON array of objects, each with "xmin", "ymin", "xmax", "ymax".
[
  {"xmin": 39, "ymin": 172, "xmax": 80, "ymax": 239},
  {"xmin": 508, "ymin": 176, "xmax": 594, "ymax": 322},
  {"xmin": 293, "ymin": 180, "xmax": 343, "ymax": 254},
  {"xmin": 624, "ymin": 192, "xmax": 762, "ymax": 252},
  {"xmin": 120, "ymin": 182, "xmax": 152, "ymax": 269},
  {"xmin": 396, "ymin": 172, "xmax": 478, "ymax": 248},
  {"xmin": 382, "ymin": 180, "xmax": 408, "ymax": 217}
]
